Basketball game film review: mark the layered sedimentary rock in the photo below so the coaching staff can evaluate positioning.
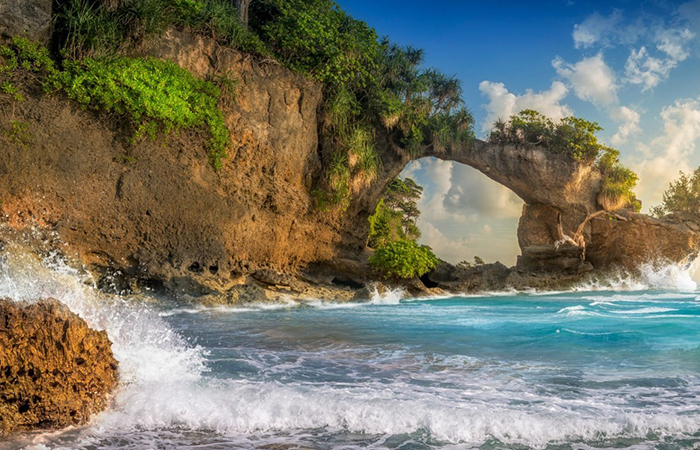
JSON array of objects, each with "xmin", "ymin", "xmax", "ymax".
[{"xmin": 0, "ymin": 298, "xmax": 118, "ymax": 436}]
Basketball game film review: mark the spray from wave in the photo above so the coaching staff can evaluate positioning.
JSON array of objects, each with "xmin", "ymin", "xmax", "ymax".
[
  {"xmin": 573, "ymin": 258, "xmax": 699, "ymax": 292},
  {"xmin": 2, "ymin": 235, "xmax": 700, "ymax": 449}
]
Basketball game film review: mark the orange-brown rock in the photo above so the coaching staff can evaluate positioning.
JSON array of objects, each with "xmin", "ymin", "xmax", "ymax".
[{"xmin": 0, "ymin": 298, "xmax": 118, "ymax": 436}]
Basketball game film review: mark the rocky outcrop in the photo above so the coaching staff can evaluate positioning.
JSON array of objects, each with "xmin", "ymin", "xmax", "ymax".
[
  {"xmin": 1, "ymin": 10, "xmax": 699, "ymax": 299},
  {"xmin": 421, "ymin": 261, "xmax": 512, "ymax": 292},
  {"xmin": 0, "ymin": 298, "xmax": 118, "ymax": 436},
  {"xmin": 587, "ymin": 212, "xmax": 700, "ymax": 271},
  {"xmin": 0, "ymin": 29, "xmax": 335, "ymax": 297},
  {"xmin": 0, "ymin": 0, "xmax": 52, "ymax": 43}
]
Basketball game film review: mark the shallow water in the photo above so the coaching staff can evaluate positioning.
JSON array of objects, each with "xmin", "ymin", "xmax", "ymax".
[{"xmin": 3, "ymin": 247, "xmax": 700, "ymax": 449}]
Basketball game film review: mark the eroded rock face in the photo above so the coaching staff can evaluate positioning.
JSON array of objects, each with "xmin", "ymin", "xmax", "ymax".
[
  {"xmin": 0, "ymin": 0, "xmax": 52, "ymax": 43},
  {"xmin": 421, "ymin": 261, "xmax": 511, "ymax": 293},
  {"xmin": 0, "ymin": 298, "xmax": 118, "ymax": 436},
  {"xmin": 587, "ymin": 212, "xmax": 700, "ymax": 271}
]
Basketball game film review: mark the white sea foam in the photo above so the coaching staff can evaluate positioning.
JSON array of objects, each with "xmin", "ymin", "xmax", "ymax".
[
  {"xmin": 575, "ymin": 258, "xmax": 700, "ymax": 292},
  {"xmin": 610, "ymin": 307, "xmax": 677, "ymax": 314},
  {"xmin": 3, "ymin": 239, "xmax": 700, "ymax": 450}
]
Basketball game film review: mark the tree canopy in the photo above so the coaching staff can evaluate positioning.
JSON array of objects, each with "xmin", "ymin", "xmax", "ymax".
[
  {"xmin": 489, "ymin": 110, "xmax": 640, "ymax": 212},
  {"xmin": 651, "ymin": 168, "xmax": 700, "ymax": 217},
  {"xmin": 368, "ymin": 177, "xmax": 438, "ymax": 279}
]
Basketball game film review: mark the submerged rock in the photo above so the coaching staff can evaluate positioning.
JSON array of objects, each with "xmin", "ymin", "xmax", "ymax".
[{"xmin": 0, "ymin": 298, "xmax": 118, "ymax": 436}]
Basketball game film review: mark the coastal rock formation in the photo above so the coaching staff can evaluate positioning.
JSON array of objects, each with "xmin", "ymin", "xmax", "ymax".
[
  {"xmin": 587, "ymin": 211, "xmax": 700, "ymax": 271},
  {"xmin": 0, "ymin": 30, "xmax": 332, "ymax": 295},
  {"xmin": 1, "ymin": 16, "xmax": 699, "ymax": 298},
  {"xmin": 0, "ymin": 298, "xmax": 118, "ymax": 436},
  {"xmin": 0, "ymin": 0, "xmax": 52, "ymax": 43},
  {"xmin": 421, "ymin": 261, "xmax": 511, "ymax": 292}
]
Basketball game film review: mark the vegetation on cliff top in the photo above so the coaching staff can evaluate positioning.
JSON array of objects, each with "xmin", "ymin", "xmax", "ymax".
[
  {"xmin": 51, "ymin": 56, "xmax": 229, "ymax": 168},
  {"xmin": 651, "ymin": 168, "xmax": 700, "ymax": 217},
  {"xmin": 0, "ymin": 36, "xmax": 230, "ymax": 168},
  {"xmin": 489, "ymin": 110, "xmax": 640, "ymax": 212},
  {"xmin": 368, "ymin": 177, "xmax": 438, "ymax": 279},
  {"xmin": 48, "ymin": 0, "xmax": 474, "ymax": 189}
]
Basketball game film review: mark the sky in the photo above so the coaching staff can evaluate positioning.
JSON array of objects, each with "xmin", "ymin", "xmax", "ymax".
[{"xmin": 338, "ymin": 0, "xmax": 700, "ymax": 266}]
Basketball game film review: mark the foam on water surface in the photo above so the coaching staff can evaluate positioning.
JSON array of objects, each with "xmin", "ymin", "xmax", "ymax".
[{"xmin": 2, "ymin": 242, "xmax": 700, "ymax": 450}]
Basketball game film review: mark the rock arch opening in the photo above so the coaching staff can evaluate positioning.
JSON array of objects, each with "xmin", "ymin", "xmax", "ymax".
[{"xmin": 399, "ymin": 157, "xmax": 522, "ymax": 268}]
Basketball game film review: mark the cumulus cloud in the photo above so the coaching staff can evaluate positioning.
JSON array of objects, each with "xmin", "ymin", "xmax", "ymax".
[
  {"xmin": 572, "ymin": 8, "xmax": 695, "ymax": 92},
  {"xmin": 443, "ymin": 164, "xmax": 522, "ymax": 220},
  {"xmin": 633, "ymin": 97, "xmax": 700, "ymax": 209},
  {"xmin": 550, "ymin": 54, "xmax": 641, "ymax": 144},
  {"xmin": 552, "ymin": 53, "xmax": 619, "ymax": 108},
  {"xmin": 624, "ymin": 27, "xmax": 694, "ymax": 92},
  {"xmin": 478, "ymin": 80, "xmax": 572, "ymax": 134},
  {"xmin": 403, "ymin": 158, "xmax": 522, "ymax": 265},
  {"xmin": 656, "ymin": 28, "xmax": 695, "ymax": 60},
  {"xmin": 610, "ymin": 106, "xmax": 642, "ymax": 146},
  {"xmin": 418, "ymin": 221, "xmax": 476, "ymax": 264},
  {"xmin": 572, "ymin": 10, "xmax": 624, "ymax": 48},
  {"xmin": 624, "ymin": 47, "xmax": 680, "ymax": 92}
]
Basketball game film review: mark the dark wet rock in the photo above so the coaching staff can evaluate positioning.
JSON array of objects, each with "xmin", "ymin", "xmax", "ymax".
[
  {"xmin": 422, "ymin": 260, "xmax": 511, "ymax": 293},
  {"xmin": 0, "ymin": 298, "xmax": 118, "ymax": 436}
]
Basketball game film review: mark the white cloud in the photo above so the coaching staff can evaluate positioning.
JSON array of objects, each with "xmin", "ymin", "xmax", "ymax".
[
  {"xmin": 633, "ymin": 97, "xmax": 700, "ymax": 210},
  {"xmin": 403, "ymin": 158, "xmax": 523, "ymax": 265},
  {"xmin": 624, "ymin": 27, "xmax": 693, "ymax": 92},
  {"xmin": 478, "ymin": 80, "xmax": 572, "ymax": 134},
  {"xmin": 655, "ymin": 28, "xmax": 694, "ymax": 60},
  {"xmin": 572, "ymin": 10, "xmax": 624, "ymax": 48},
  {"xmin": 443, "ymin": 164, "xmax": 522, "ymax": 219},
  {"xmin": 418, "ymin": 221, "xmax": 476, "ymax": 264},
  {"xmin": 624, "ymin": 47, "xmax": 679, "ymax": 92},
  {"xmin": 553, "ymin": 53, "xmax": 619, "ymax": 108},
  {"xmin": 610, "ymin": 106, "xmax": 642, "ymax": 146}
]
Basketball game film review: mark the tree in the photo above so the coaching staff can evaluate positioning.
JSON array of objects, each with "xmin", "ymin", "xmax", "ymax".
[
  {"xmin": 234, "ymin": 0, "xmax": 252, "ymax": 27},
  {"xmin": 368, "ymin": 177, "xmax": 423, "ymax": 247},
  {"xmin": 651, "ymin": 168, "xmax": 700, "ymax": 217},
  {"xmin": 457, "ymin": 256, "xmax": 485, "ymax": 269},
  {"xmin": 369, "ymin": 240, "xmax": 438, "ymax": 279}
]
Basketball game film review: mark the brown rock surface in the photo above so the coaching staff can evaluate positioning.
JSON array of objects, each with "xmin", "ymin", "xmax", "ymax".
[
  {"xmin": 587, "ymin": 212, "xmax": 700, "ymax": 271},
  {"xmin": 1, "ymin": 26, "xmax": 699, "ymax": 297},
  {"xmin": 0, "ymin": 298, "xmax": 118, "ymax": 436}
]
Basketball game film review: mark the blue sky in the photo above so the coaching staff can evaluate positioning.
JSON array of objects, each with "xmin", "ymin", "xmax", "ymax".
[{"xmin": 339, "ymin": 0, "xmax": 700, "ymax": 265}]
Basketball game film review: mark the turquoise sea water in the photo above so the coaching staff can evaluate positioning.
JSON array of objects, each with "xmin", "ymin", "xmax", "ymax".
[{"xmin": 2, "ymin": 248, "xmax": 700, "ymax": 449}]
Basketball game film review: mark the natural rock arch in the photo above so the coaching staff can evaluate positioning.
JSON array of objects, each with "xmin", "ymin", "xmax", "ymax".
[{"xmin": 353, "ymin": 138, "xmax": 700, "ymax": 274}]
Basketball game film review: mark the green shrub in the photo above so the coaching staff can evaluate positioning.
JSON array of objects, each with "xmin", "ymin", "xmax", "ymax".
[
  {"xmin": 596, "ymin": 148, "xmax": 639, "ymax": 211},
  {"xmin": 489, "ymin": 110, "xmax": 606, "ymax": 162},
  {"xmin": 348, "ymin": 127, "xmax": 380, "ymax": 182},
  {"xmin": 0, "ymin": 37, "xmax": 58, "ymax": 101},
  {"xmin": 489, "ymin": 110, "xmax": 639, "ymax": 211},
  {"xmin": 369, "ymin": 240, "xmax": 438, "ymax": 279},
  {"xmin": 651, "ymin": 168, "xmax": 700, "ymax": 217},
  {"xmin": 53, "ymin": 0, "xmax": 268, "ymax": 59},
  {"xmin": 49, "ymin": 56, "xmax": 229, "ymax": 168},
  {"xmin": 254, "ymin": 0, "xmax": 379, "ymax": 90}
]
